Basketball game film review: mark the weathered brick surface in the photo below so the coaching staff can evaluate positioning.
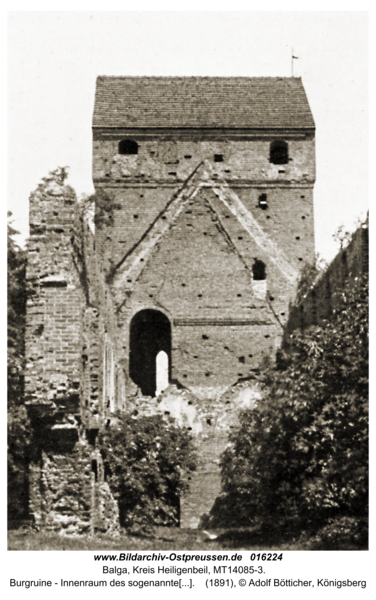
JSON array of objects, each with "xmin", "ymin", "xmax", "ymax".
[
  {"xmin": 93, "ymin": 136, "xmax": 315, "ymax": 273},
  {"xmin": 92, "ymin": 122, "xmax": 315, "ymax": 525},
  {"xmin": 93, "ymin": 137, "xmax": 315, "ymax": 185},
  {"xmin": 25, "ymin": 176, "xmax": 121, "ymax": 532},
  {"xmin": 25, "ymin": 179, "xmax": 83, "ymax": 409},
  {"xmin": 29, "ymin": 441, "xmax": 119, "ymax": 535},
  {"xmin": 286, "ymin": 223, "xmax": 368, "ymax": 332},
  {"xmin": 103, "ymin": 163, "xmax": 313, "ymax": 399}
]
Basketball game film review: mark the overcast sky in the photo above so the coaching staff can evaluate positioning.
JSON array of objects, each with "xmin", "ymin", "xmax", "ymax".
[{"xmin": 8, "ymin": 11, "xmax": 368, "ymax": 262}]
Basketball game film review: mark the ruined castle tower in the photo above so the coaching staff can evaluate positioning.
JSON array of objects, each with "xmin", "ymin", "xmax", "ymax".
[
  {"xmin": 92, "ymin": 77, "xmax": 315, "ymax": 399},
  {"xmin": 25, "ymin": 77, "xmax": 315, "ymax": 531}
]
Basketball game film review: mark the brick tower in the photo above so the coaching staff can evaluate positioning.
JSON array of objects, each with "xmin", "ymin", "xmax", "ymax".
[{"xmin": 92, "ymin": 77, "xmax": 315, "ymax": 400}]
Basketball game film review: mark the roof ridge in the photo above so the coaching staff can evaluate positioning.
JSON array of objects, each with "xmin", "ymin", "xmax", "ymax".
[{"xmin": 96, "ymin": 75, "xmax": 302, "ymax": 81}]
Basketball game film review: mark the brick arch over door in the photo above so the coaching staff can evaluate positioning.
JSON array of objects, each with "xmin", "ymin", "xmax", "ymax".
[{"xmin": 129, "ymin": 309, "xmax": 171, "ymax": 397}]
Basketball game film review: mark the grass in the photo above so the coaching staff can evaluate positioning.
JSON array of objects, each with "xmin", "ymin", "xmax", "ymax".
[
  {"xmin": 8, "ymin": 526, "xmax": 292, "ymax": 552},
  {"xmin": 9, "ymin": 522, "xmax": 366, "ymax": 551}
]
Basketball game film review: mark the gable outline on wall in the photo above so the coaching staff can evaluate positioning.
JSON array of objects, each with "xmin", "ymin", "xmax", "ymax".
[{"xmin": 109, "ymin": 160, "xmax": 298, "ymax": 310}]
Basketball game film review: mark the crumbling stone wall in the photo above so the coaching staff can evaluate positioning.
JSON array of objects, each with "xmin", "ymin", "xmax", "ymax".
[
  {"xmin": 286, "ymin": 222, "xmax": 369, "ymax": 332},
  {"xmin": 29, "ymin": 440, "xmax": 119, "ymax": 535},
  {"xmin": 25, "ymin": 177, "xmax": 83, "ymax": 411},
  {"xmin": 25, "ymin": 175, "xmax": 121, "ymax": 533},
  {"xmin": 29, "ymin": 439, "xmax": 91, "ymax": 534}
]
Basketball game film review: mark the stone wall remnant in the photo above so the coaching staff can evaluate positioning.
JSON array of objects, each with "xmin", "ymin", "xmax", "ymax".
[{"xmin": 286, "ymin": 221, "xmax": 368, "ymax": 333}]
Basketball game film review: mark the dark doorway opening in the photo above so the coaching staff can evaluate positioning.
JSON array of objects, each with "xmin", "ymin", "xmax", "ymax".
[{"xmin": 129, "ymin": 309, "xmax": 171, "ymax": 397}]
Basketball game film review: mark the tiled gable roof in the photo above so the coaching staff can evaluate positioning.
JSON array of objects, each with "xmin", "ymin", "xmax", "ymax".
[{"xmin": 93, "ymin": 76, "xmax": 315, "ymax": 129}]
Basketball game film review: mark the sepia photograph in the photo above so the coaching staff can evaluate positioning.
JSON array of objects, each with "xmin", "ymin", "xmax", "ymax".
[{"xmin": 7, "ymin": 10, "xmax": 368, "ymax": 564}]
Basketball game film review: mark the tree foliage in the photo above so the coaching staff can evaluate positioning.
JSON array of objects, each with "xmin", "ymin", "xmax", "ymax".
[
  {"xmin": 100, "ymin": 413, "xmax": 197, "ymax": 532},
  {"xmin": 215, "ymin": 274, "xmax": 368, "ymax": 547},
  {"xmin": 8, "ymin": 213, "xmax": 26, "ymax": 391},
  {"xmin": 7, "ymin": 171, "xmax": 70, "ymax": 524},
  {"xmin": 296, "ymin": 252, "xmax": 327, "ymax": 301},
  {"xmin": 332, "ymin": 213, "xmax": 368, "ymax": 251},
  {"xmin": 8, "ymin": 213, "xmax": 30, "ymax": 522}
]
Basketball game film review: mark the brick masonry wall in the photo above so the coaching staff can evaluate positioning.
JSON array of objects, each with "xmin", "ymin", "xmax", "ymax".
[
  {"xmin": 25, "ymin": 178, "xmax": 84, "ymax": 409},
  {"xmin": 286, "ymin": 223, "xmax": 368, "ymax": 332},
  {"xmin": 116, "ymin": 185, "xmax": 283, "ymax": 398},
  {"xmin": 98, "ymin": 173, "xmax": 314, "ymax": 398},
  {"xmin": 93, "ymin": 136, "xmax": 315, "ymax": 275},
  {"xmin": 29, "ymin": 440, "xmax": 119, "ymax": 535},
  {"xmin": 79, "ymin": 226, "xmax": 127, "ymax": 428},
  {"xmin": 90, "ymin": 131, "xmax": 316, "ymax": 527},
  {"xmin": 93, "ymin": 137, "xmax": 315, "ymax": 184},
  {"xmin": 181, "ymin": 433, "xmax": 227, "ymax": 529},
  {"xmin": 25, "ymin": 176, "xmax": 121, "ymax": 532}
]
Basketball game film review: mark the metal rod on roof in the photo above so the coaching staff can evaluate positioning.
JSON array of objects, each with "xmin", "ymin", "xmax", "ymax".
[{"xmin": 292, "ymin": 46, "xmax": 299, "ymax": 77}]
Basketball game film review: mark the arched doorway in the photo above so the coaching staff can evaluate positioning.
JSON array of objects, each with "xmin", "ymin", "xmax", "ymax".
[{"xmin": 129, "ymin": 309, "xmax": 171, "ymax": 397}]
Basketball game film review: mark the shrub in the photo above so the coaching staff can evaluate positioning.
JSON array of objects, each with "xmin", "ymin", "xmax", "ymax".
[
  {"xmin": 298, "ymin": 516, "xmax": 368, "ymax": 550},
  {"xmin": 8, "ymin": 213, "xmax": 30, "ymax": 523},
  {"xmin": 99, "ymin": 413, "xmax": 197, "ymax": 531},
  {"xmin": 215, "ymin": 274, "xmax": 368, "ymax": 547}
]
